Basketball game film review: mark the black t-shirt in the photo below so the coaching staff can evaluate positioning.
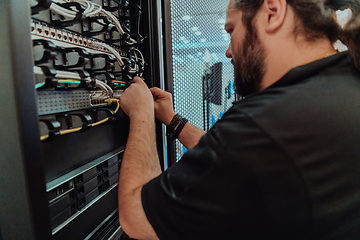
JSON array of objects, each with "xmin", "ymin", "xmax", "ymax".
[{"xmin": 142, "ymin": 52, "xmax": 360, "ymax": 240}]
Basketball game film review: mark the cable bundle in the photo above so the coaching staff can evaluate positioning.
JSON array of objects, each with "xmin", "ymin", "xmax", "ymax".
[
  {"xmin": 40, "ymin": 98, "xmax": 120, "ymax": 141},
  {"xmin": 50, "ymin": 0, "xmax": 136, "ymax": 44},
  {"xmin": 47, "ymin": 0, "xmax": 144, "ymax": 75},
  {"xmin": 92, "ymin": 79, "xmax": 114, "ymax": 99}
]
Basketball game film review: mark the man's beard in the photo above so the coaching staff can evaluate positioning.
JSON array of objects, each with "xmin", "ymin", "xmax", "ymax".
[{"xmin": 233, "ymin": 24, "xmax": 266, "ymax": 98}]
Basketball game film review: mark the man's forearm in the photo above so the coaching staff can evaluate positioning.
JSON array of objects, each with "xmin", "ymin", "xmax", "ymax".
[
  {"xmin": 118, "ymin": 111, "xmax": 161, "ymax": 235},
  {"xmin": 177, "ymin": 122, "xmax": 206, "ymax": 149},
  {"xmin": 119, "ymin": 111, "xmax": 161, "ymax": 194}
]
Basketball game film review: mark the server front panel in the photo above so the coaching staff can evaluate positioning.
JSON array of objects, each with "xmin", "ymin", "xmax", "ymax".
[{"xmin": 31, "ymin": 0, "xmax": 145, "ymax": 238}]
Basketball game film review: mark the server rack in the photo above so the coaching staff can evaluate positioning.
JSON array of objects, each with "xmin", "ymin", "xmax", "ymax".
[{"xmin": 0, "ymin": 0, "xmax": 167, "ymax": 239}]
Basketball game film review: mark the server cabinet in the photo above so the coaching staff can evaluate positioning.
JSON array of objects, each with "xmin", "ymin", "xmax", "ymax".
[{"xmin": 0, "ymin": 0, "xmax": 166, "ymax": 239}]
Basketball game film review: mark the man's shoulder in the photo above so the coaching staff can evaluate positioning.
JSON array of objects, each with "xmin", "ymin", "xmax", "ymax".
[
  {"xmin": 230, "ymin": 54, "xmax": 360, "ymax": 120},
  {"xmin": 217, "ymin": 56, "xmax": 360, "ymax": 150}
]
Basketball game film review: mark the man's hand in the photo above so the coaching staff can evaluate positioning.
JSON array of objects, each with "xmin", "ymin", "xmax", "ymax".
[
  {"xmin": 120, "ymin": 77, "xmax": 154, "ymax": 119},
  {"xmin": 150, "ymin": 87, "xmax": 175, "ymax": 125}
]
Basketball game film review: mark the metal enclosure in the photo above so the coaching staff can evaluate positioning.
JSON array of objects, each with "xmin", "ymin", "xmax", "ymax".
[{"xmin": 0, "ymin": 0, "xmax": 166, "ymax": 239}]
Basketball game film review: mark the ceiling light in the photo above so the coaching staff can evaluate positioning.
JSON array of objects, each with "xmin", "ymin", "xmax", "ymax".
[{"xmin": 182, "ymin": 15, "xmax": 192, "ymax": 21}]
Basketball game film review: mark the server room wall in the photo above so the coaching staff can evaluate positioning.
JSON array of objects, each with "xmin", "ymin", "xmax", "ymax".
[
  {"xmin": 0, "ymin": 0, "xmax": 165, "ymax": 239},
  {"xmin": 168, "ymin": 0, "xmax": 235, "ymax": 161}
]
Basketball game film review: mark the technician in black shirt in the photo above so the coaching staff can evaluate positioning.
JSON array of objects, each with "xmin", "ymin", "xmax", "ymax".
[{"xmin": 118, "ymin": 0, "xmax": 360, "ymax": 239}]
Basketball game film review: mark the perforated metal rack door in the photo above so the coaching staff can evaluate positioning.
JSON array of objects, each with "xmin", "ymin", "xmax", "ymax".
[{"xmin": 169, "ymin": 0, "xmax": 235, "ymax": 161}]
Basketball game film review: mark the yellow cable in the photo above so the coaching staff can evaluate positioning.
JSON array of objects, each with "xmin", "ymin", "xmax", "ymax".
[
  {"xmin": 105, "ymin": 98, "xmax": 120, "ymax": 113},
  {"xmin": 111, "ymin": 80, "xmax": 126, "ymax": 84},
  {"xmin": 57, "ymin": 79, "xmax": 81, "ymax": 83},
  {"xmin": 40, "ymin": 99, "xmax": 119, "ymax": 141},
  {"xmin": 40, "ymin": 135, "xmax": 49, "ymax": 141},
  {"xmin": 91, "ymin": 117, "xmax": 110, "ymax": 127},
  {"xmin": 60, "ymin": 127, "xmax": 82, "ymax": 135},
  {"xmin": 90, "ymin": 100, "xmax": 119, "ymax": 127}
]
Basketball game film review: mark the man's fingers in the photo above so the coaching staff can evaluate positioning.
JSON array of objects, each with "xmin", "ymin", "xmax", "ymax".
[
  {"xmin": 150, "ymin": 87, "xmax": 163, "ymax": 99},
  {"xmin": 132, "ymin": 76, "xmax": 143, "ymax": 83},
  {"xmin": 150, "ymin": 87, "xmax": 161, "ymax": 94}
]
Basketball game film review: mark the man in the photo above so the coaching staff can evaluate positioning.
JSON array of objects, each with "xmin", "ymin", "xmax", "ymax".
[{"xmin": 118, "ymin": 0, "xmax": 360, "ymax": 239}]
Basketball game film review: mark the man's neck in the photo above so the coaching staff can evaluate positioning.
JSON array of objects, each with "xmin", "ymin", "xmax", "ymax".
[{"xmin": 260, "ymin": 37, "xmax": 337, "ymax": 90}]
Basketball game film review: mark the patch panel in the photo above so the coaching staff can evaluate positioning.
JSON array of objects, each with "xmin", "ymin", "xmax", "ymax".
[
  {"xmin": 56, "ymin": 29, "xmax": 63, "ymax": 41},
  {"xmin": 34, "ymin": 68, "xmax": 124, "ymax": 114},
  {"xmin": 31, "ymin": 22, "xmax": 144, "ymax": 80},
  {"xmin": 50, "ymin": 27, "xmax": 57, "ymax": 39},
  {"xmin": 37, "ymin": 90, "xmax": 95, "ymax": 115},
  {"xmin": 43, "ymin": 25, "xmax": 50, "ymax": 37},
  {"xmin": 31, "ymin": 20, "xmax": 125, "ymax": 55}
]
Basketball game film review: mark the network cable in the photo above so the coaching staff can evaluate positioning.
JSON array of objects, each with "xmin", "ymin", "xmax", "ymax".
[
  {"xmin": 50, "ymin": 0, "xmax": 137, "ymax": 44},
  {"xmin": 33, "ymin": 67, "xmax": 113, "ymax": 98},
  {"xmin": 92, "ymin": 41, "xmax": 125, "ymax": 67},
  {"xmin": 132, "ymin": 48, "xmax": 144, "ymax": 77},
  {"xmin": 40, "ymin": 98, "xmax": 119, "ymax": 141},
  {"xmin": 41, "ymin": 1, "xmax": 143, "ymax": 74}
]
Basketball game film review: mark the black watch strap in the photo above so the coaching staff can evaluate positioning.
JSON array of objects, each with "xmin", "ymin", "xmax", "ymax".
[
  {"xmin": 171, "ymin": 117, "xmax": 188, "ymax": 140},
  {"xmin": 166, "ymin": 114, "xmax": 181, "ymax": 136}
]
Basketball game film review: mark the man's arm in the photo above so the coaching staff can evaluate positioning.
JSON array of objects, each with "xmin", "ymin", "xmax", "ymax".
[
  {"xmin": 118, "ymin": 77, "xmax": 161, "ymax": 239},
  {"xmin": 150, "ymin": 87, "xmax": 206, "ymax": 149},
  {"xmin": 177, "ymin": 121, "xmax": 206, "ymax": 149}
]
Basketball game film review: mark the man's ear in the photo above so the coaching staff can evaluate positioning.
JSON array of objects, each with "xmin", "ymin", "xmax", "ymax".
[{"xmin": 262, "ymin": 0, "xmax": 287, "ymax": 33}]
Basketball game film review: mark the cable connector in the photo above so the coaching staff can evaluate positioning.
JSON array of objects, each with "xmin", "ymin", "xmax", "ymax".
[{"xmin": 105, "ymin": 99, "xmax": 119, "ymax": 104}]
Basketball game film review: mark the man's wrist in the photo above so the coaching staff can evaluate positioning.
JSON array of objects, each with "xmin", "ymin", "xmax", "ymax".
[
  {"xmin": 166, "ymin": 114, "xmax": 181, "ymax": 136},
  {"xmin": 129, "ymin": 107, "xmax": 154, "ymax": 120},
  {"xmin": 164, "ymin": 112, "xmax": 176, "ymax": 126}
]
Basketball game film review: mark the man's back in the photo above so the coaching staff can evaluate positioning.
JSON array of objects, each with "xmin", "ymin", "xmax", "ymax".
[
  {"xmin": 141, "ymin": 52, "xmax": 360, "ymax": 239},
  {"xmin": 232, "ymin": 51, "xmax": 360, "ymax": 238}
]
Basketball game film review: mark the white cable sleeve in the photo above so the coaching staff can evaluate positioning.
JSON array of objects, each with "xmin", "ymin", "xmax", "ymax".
[
  {"xmin": 50, "ymin": 4, "xmax": 77, "ymax": 18},
  {"xmin": 95, "ymin": 80, "xmax": 111, "ymax": 98},
  {"xmin": 96, "ymin": 79, "xmax": 112, "ymax": 95},
  {"xmin": 134, "ymin": 48, "xmax": 145, "ymax": 66},
  {"xmin": 98, "ymin": 79, "xmax": 114, "ymax": 95},
  {"xmin": 33, "ymin": 66, "xmax": 44, "ymax": 75},
  {"xmin": 87, "ymin": 4, "xmax": 102, "ymax": 16},
  {"xmin": 92, "ymin": 42, "xmax": 125, "ymax": 67},
  {"xmin": 56, "ymin": 71, "xmax": 82, "ymax": 80},
  {"xmin": 51, "ymin": 3, "xmax": 78, "ymax": 15}
]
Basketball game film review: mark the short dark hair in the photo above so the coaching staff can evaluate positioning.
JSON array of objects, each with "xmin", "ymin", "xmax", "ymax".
[{"xmin": 233, "ymin": 0, "xmax": 360, "ymax": 69}]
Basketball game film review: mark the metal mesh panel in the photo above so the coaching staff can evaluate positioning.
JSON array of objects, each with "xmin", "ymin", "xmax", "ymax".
[
  {"xmin": 170, "ymin": 0, "xmax": 235, "ymax": 161},
  {"xmin": 37, "ymin": 91, "xmax": 92, "ymax": 115}
]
